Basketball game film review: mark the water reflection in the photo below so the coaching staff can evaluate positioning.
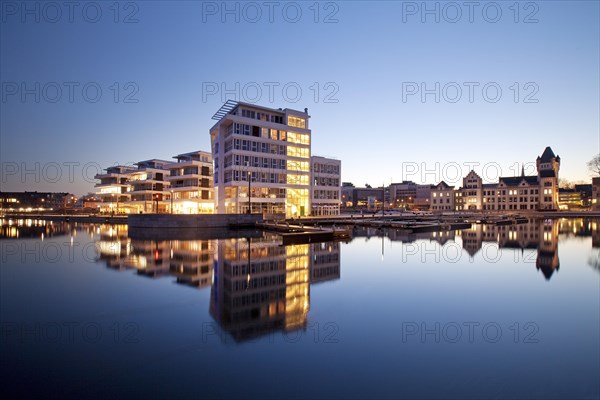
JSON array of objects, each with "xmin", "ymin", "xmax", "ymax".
[
  {"xmin": 0, "ymin": 218, "xmax": 70, "ymax": 239},
  {"xmin": 1, "ymin": 217, "xmax": 598, "ymax": 341}
]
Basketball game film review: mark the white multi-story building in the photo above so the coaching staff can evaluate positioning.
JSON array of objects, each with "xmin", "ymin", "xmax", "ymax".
[
  {"xmin": 310, "ymin": 156, "xmax": 341, "ymax": 216},
  {"xmin": 210, "ymin": 101, "xmax": 312, "ymax": 217},
  {"xmin": 128, "ymin": 159, "xmax": 172, "ymax": 214},
  {"xmin": 164, "ymin": 151, "xmax": 214, "ymax": 214},
  {"xmin": 94, "ymin": 165, "xmax": 137, "ymax": 213}
]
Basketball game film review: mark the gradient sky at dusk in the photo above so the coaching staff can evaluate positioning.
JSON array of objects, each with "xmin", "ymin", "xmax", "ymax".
[{"xmin": 1, "ymin": 1, "xmax": 598, "ymax": 195}]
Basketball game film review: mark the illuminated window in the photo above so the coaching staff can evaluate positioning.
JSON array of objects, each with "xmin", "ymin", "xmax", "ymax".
[
  {"xmin": 287, "ymin": 116, "xmax": 306, "ymax": 129},
  {"xmin": 287, "ymin": 160, "xmax": 309, "ymax": 172},
  {"xmin": 287, "ymin": 146, "xmax": 309, "ymax": 158},
  {"xmin": 287, "ymin": 132, "xmax": 310, "ymax": 145}
]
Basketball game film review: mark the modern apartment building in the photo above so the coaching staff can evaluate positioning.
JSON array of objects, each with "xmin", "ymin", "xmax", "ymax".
[
  {"xmin": 94, "ymin": 165, "xmax": 137, "ymax": 213},
  {"xmin": 164, "ymin": 150, "xmax": 214, "ymax": 214},
  {"xmin": 210, "ymin": 101, "xmax": 312, "ymax": 217},
  {"xmin": 310, "ymin": 156, "xmax": 341, "ymax": 216},
  {"xmin": 128, "ymin": 159, "xmax": 172, "ymax": 214}
]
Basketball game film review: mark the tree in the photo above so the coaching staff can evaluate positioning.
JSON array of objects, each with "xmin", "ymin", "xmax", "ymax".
[
  {"xmin": 588, "ymin": 154, "xmax": 600, "ymax": 176},
  {"xmin": 558, "ymin": 178, "xmax": 572, "ymax": 189}
]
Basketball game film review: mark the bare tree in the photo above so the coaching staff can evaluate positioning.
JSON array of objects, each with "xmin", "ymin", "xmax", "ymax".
[
  {"xmin": 588, "ymin": 154, "xmax": 600, "ymax": 176},
  {"xmin": 558, "ymin": 178, "xmax": 572, "ymax": 189}
]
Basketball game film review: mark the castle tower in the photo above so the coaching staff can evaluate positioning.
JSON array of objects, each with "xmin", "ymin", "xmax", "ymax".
[{"xmin": 536, "ymin": 147, "xmax": 560, "ymax": 210}]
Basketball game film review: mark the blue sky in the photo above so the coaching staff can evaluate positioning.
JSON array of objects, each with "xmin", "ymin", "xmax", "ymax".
[{"xmin": 1, "ymin": 0, "xmax": 599, "ymax": 195}]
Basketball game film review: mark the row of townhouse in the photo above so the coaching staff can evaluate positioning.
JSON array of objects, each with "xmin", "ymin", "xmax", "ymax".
[
  {"xmin": 95, "ymin": 102, "xmax": 342, "ymax": 217},
  {"xmin": 431, "ymin": 147, "xmax": 561, "ymax": 212},
  {"xmin": 94, "ymin": 151, "xmax": 214, "ymax": 214}
]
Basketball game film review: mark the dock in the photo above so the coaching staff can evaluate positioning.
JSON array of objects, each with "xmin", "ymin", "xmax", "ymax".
[{"xmin": 257, "ymin": 222, "xmax": 352, "ymax": 245}]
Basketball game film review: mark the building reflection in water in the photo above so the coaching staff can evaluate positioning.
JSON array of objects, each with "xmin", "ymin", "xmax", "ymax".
[
  {"xmin": 457, "ymin": 219, "xmax": 560, "ymax": 280},
  {"xmin": 352, "ymin": 219, "xmax": 600, "ymax": 281},
  {"xmin": 2, "ymin": 217, "xmax": 597, "ymax": 339},
  {"xmin": 85, "ymin": 225, "xmax": 341, "ymax": 342},
  {"xmin": 0, "ymin": 218, "xmax": 70, "ymax": 240},
  {"xmin": 210, "ymin": 236, "xmax": 341, "ymax": 341}
]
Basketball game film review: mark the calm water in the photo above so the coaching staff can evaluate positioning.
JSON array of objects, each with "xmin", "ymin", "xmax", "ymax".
[{"xmin": 1, "ymin": 218, "xmax": 599, "ymax": 399}]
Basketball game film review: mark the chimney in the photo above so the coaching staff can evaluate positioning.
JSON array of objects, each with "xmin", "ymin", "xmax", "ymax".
[{"xmin": 304, "ymin": 107, "xmax": 308, "ymax": 114}]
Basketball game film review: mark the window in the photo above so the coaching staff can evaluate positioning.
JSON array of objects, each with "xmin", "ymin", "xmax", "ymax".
[{"xmin": 287, "ymin": 116, "xmax": 306, "ymax": 129}]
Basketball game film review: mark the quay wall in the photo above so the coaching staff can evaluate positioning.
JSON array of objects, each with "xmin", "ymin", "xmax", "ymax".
[{"xmin": 127, "ymin": 213, "xmax": 262, "ymax": 228}]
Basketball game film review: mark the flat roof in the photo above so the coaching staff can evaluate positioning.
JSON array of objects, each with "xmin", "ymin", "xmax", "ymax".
[{"xmin": 211, "ymin": 100, "xmax": 309, "ymax": 121}]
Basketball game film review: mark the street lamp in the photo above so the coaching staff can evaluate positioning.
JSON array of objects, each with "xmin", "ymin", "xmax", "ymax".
[
  {"xmin": 170, "ymin": 190, "xmax": 174, "ymax": 214},
  {"xmin": 246, "ymin": 161, "xmax": 251, "ymax": 214},
  {"xmin": 382, "ymin": 183, "xmax": 385, "ymax": 218}
]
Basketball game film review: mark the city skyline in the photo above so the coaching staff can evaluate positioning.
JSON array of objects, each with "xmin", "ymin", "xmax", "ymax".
[{"xmin": 1, "ymin": 1, "xmax": 599, "ymax": 195}]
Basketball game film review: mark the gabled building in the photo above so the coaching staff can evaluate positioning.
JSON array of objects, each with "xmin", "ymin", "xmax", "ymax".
[
  {"xmin": 430, "ymin": 181, "xmax": 454, "ymax": 211},
  {"xmin": 458, "ymin": 170, "xmax": 483, "ymax": 211},
  {"xmin": 463, "ymin": 146, "xmax": 561, "ymax": 212}
]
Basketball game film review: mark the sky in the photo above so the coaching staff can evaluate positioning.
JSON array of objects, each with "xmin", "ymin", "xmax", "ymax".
[{"xmin": 1, "ymin": 0, "xmax": 599, "ymax": 195}]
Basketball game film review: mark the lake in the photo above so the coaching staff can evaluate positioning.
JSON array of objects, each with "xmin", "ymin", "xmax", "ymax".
[{"xmin": 1, "ymin": 218, "xmax": 599, "ymax": 399}]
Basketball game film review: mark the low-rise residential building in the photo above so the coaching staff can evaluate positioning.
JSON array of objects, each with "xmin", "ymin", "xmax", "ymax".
[
  {"xmin": 310, "ymin": 156, "xmax": 341, "ymax": 216},
  {"xmin": 430, "ymin": 181, "xmax": 455, "ymax": 211},
  {"xmin": 94, "ymin": 165, "xmax": 137, "ymax": 213},
  {"xmin": 164, "ymin": 151, "xmax": 214, "ymax": 214},
  {"xmin": 128, "ymin": 159, "xmax": 172, "ymax": 214}
]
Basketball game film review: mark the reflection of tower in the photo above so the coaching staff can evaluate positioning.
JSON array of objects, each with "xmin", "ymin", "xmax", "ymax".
[
  {"xmin": 536, "ymin": 219, "xmax": 560, "ymax": 280},
  {"xmin": 210, "ymin": 235, "xmax": 310, "ymax": 341}
]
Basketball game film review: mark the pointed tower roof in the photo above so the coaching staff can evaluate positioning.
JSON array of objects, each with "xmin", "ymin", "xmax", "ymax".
[{"xmin": 539, "ymin": 147, "xmax": 556, "ymax": 163}]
